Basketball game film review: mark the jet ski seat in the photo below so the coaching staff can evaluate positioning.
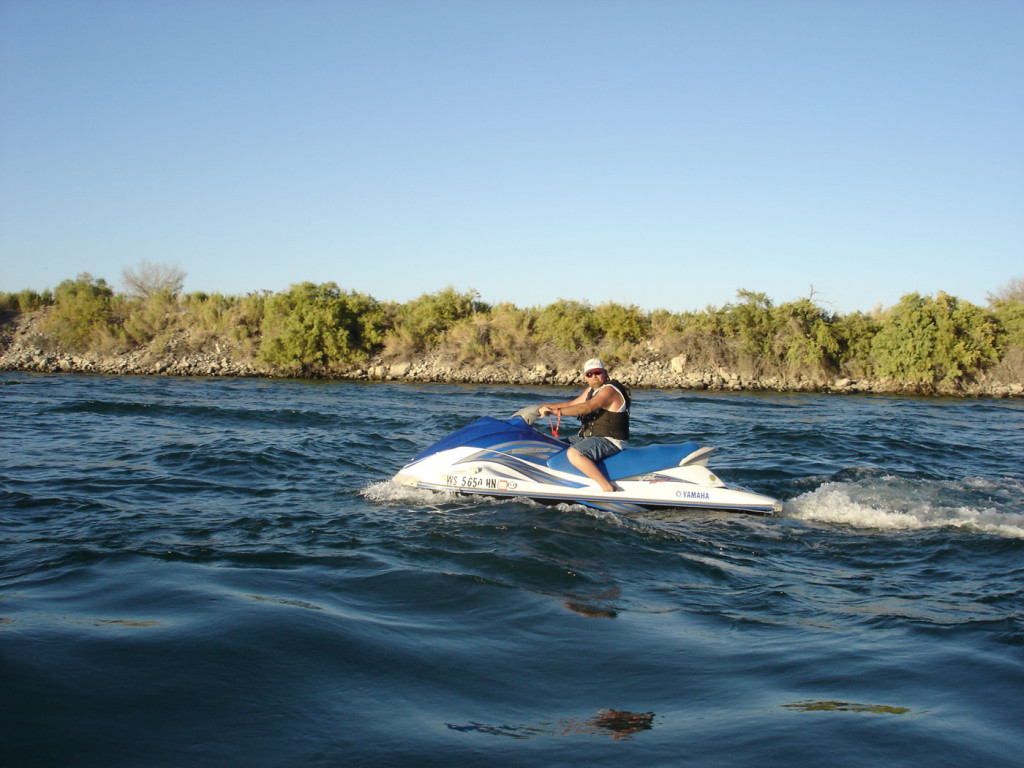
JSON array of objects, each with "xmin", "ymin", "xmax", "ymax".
[{"xmin": 547, "ymin": 441, "xmax": 713, "ymax": 481}]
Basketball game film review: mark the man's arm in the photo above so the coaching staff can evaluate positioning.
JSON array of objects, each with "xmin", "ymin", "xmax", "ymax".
[{"xmin": 539, "ymin": 386, "xmax": 620, "ymax": 418}]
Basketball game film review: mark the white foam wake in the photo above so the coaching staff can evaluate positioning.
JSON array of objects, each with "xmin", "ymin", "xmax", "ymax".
[
  {"xmin": 360, "ymin": 480, "xmax": 460, "ymax": 506},
  {"xmin": 785, "ymin": 474, "xmax": 1024, "ymax": 538}
]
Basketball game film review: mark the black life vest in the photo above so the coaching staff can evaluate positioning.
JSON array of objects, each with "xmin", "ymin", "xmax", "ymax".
[{"xmin": 578, "ymin": 380, "xmax": 631, "ymax": 440}]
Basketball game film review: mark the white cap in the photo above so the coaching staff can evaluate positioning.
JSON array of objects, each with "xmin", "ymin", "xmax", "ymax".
[{"xmin": 583, "ymin": 358, "xmax": 606, "ymax": 375}]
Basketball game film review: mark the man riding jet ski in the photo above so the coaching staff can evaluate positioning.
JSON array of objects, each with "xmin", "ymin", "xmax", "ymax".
[
  {"xmin": 392, "ymin": 359, "xmax": 783, "ymax": 516},
  {"xmin": 537, "ymin": 358, "xmax": 629, "ymax": 492}
]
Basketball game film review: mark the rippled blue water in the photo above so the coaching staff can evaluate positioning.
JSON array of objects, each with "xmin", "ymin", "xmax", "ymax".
[{"xmin": 2, "ymin": 373, "xmax": 1022, "ymax": 767}]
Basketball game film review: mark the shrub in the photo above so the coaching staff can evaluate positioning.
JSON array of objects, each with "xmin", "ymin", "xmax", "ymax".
[
  {"xmin": 234, "ymin": 291, "xmax": 268, "ymax": 344},
  {"xmin": 989, "ymin": 278, "xmax": 1024, "ymax": 355},
  {"xmin": 870, "ymin": 292, "xmax": 998, "ymax": 387},
  {"xmin": 258, "ymin": 283, "xmax": 385, "ymax": 373},
  {"xmin": 594, "ymin": 302, "xmax": 651, "ymax": 345},
  {"xmin": 486, "ymin": 302, "xmax": 536, "ymax": 362},
  {"xmin": 442, "ymin": 315, "xmax": 494, "ymax": 363},
  {"xmin": 534, "ymin": 299, "xmax": 600, "ymax": 351},
  {"xmin": 644, "ymin": 309, "xmax": 686, "ymax": 357},
  {"xmin": 831, "ymin": 310, "xmax": 881, "ymax": 377},
  {"xmin": 121, "ymin": 290, "xmax": 179, "ymax": 346},
  {"xmin": 773, "ymin": 298, "xmax": 840, "ymax": 377},
  {"xmin": 386, "ymin": 286, "xmax": 488, "ymax": 353},
  {"xmin": 39, "ymin": 273, "xmax": 116, "ymax": 351},
  {"xmin": 22, "ymin": 289, "xmax": 53, "ymax": 312},
  {"xmin": 1, "ymin": 289, "xmax": 53, "ymax": 313},
  {"xmin": 721, "ymin": 290, "xmax": 777, "ymax": 361}
]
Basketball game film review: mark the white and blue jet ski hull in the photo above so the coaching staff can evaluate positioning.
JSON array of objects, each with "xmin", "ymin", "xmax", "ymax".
[{"xmin": 393, "ymin": 415, "xmax": 782, "ymax": 516}]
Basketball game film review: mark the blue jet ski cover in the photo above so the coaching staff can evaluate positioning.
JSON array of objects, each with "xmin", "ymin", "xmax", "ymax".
[{"xmin": 410, "ymin": 417, "xmax": 564, "ymax": 463}]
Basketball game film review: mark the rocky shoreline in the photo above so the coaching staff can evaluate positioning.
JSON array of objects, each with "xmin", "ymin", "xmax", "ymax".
[{"xmin": 2, "ymin": 314, "xmax": 1021, "ymax": 398}]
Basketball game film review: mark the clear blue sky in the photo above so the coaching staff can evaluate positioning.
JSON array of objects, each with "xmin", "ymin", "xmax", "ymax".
[{"xmin": 2, "ymin": 0, "xmax": 1021, "ymax": 315}]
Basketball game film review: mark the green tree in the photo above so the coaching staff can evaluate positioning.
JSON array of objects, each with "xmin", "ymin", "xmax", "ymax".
[
  {"xmin": 594, "ymin": 301, "xmax": 651, "ymax": 346},
  {"xmin": 259, "ymin": 283, "xmax": 385, "ymax": 373},
  {"xmin": 831, "ymin": 310, "xmax": 881, "ymax": 377},
  {"xmin": 388, "ymin": 287, "xmax": 488, "ymax": 352},
  {"xmin": 772, "ymin": 298, "xmax": 840, "ymax": 375},
  {"xmin": 534, "ymin": 299, "xmax": 600, "ymax": 351},
  {"xmin": 40, "ymin": 273, "xmax": 115, "ymax": 351},
  {"xmin": 722, "ymin": 290, "xmax": 776, "ymax": 359},
  {"xmin": 870, "ymin": 292, "xmax": 998, "ymax": 387},
  {"xmin": 988, "ymin": 276, "xmax": 1024, "ymax": 354}
]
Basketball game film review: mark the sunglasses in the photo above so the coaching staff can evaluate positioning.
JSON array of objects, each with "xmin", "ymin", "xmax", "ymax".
[{"xmin": 585, "ymin": 370, "xmax": 605, "ymax": 378}]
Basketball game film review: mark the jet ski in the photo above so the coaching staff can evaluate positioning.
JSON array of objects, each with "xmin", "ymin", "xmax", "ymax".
[{"xmin": 393, "ymin": 406, "xmax": 783, "ymax": 516}]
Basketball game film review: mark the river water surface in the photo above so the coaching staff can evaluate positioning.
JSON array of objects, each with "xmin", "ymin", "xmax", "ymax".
[{"xmin": 2, "ymin": 373, "xmax": 1022, "ymax": 766}]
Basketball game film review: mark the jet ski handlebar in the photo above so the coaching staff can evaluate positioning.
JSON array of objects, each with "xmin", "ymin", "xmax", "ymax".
[{"xmin": 511, "ymin": 404, "xmax": 544, "ymax": 426}]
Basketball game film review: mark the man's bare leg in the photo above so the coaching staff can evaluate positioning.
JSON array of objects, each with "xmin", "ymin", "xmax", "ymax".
[{"xmin": 567, "ymin": 447, "xmax": 616, "ymax": 492}]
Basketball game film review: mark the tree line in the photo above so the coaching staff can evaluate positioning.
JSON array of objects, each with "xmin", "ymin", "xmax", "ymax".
[{"xmin": 2, "ymin": 268, "xmax": 1022, "ymax": 392}]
